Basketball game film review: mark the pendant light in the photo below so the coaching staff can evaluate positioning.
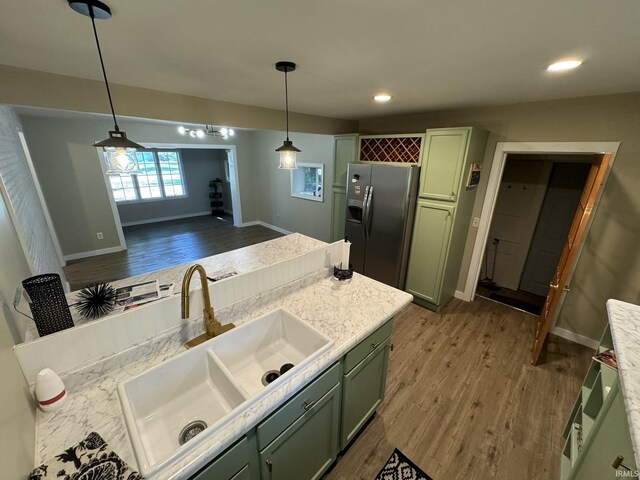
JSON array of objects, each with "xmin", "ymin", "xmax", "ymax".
[
  {"xmin": 68, "ymin": 0, "xmax": 144, "ymax": 174},
  {"xmin": 275, "ymin": 61, "xmax": 301, "ymax": 169}
]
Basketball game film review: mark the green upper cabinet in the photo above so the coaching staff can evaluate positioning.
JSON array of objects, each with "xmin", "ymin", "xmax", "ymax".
[
  {"xmin": 419, "ymin": 128, "xmax": 470, "ymax": 202},
  {"xmin": 332, "ymin": 134, "xmax": 358, "ymax": 188}
]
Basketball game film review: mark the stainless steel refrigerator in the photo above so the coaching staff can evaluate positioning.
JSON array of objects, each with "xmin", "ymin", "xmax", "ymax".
[{"xmin": 344, "ymin": 164, "xmax": 420, "ymax": 289}]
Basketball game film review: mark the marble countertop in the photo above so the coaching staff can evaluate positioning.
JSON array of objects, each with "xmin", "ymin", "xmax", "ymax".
[
  {"xmin": 35, "ymin": 249, "xmax": 413, "ymax": 478},
  {"xmin": 24, "ymin": 233, "xmax": 326, "ymax": 342},
  {"xmin": 606, "ymin": 299, "xmax": 640, "ymax": 466}
]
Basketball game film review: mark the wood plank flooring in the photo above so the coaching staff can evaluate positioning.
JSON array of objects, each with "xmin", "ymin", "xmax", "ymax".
[
  {"xmin": 63, "ymin": 215, "xmax": 283, "ymax": 290},
  {"xmin": 325, "ymin": 297, "xmax": 592, "ymax": 480}
]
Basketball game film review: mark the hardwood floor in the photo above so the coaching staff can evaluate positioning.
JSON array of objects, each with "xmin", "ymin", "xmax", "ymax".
[
  {"xmin": 325, "ymin": 297, "xmax": 592, "ymax": 480},
  {"xmin": 63, "ymin": 215, "xmax": 284, "ymax": 290}
]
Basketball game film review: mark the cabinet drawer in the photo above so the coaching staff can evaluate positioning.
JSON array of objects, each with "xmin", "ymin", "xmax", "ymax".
[
  {"xmin": 344, "ymin": 319, "xmax": 393, "ymax": 373},
  {"xmin": 257, "ymin": 362, "xmax": 340, "ymax": 450},
  {"xmin": 190, "ymin": 436, "xmax": 249, "ymax": 480}
]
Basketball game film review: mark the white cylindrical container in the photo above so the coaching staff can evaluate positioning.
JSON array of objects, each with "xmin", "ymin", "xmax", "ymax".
[
  {"xmin": 35, "ymin": 368, "xmax": 67, "ymax": 413},
  {"xmin": 342, "ymin": 239, "xmax": 351, "ymax": 269}
]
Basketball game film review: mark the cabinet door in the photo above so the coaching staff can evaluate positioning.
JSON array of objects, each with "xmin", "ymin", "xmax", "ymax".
[
  {"xmin": 230, "ymin": 465, "xmax": 251, "ymax": 480},
  {"xmin": 419, "ymin": 128, "xmax": 469, "ymax": 202},
  {"xmin": 259, "ymin": 384, "xmax": 341, "ymax": 480},
  {"xmin": 333, "ymin": 135, "xmax": 358, "ymax": 188},
  {"xmin": 190, "ymin": 436, "xmax": 250, "ymax": 480},
  {"xmin": 331, "ymin": 187, "xmax": 347, "ymax": 242},
  {"xmin": 405, "ymin": 201, "xmax": 455, "ymax": 305},
  {"xmin": 341, "ymin": 338, "xmax": 390, "ymax": 449}
]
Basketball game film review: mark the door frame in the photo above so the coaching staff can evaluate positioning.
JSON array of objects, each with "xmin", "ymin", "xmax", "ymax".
[
  {"xmin": 461, "ymin": 142, "xmax": 619, "ymax": 330},
  {"xmin": 101, "ymin": 143, "xmax": 244, "ymax": 243}
]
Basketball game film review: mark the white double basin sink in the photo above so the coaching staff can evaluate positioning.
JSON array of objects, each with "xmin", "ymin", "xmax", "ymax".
[{"xmin": 117, "ymin": 308, "xmax": 334, "ymax": 476}]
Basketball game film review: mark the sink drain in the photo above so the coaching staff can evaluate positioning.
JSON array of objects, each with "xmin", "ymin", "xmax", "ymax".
[
  {"xmin": 178, "ymin": 420, "xmax": 208, "ymax": 445},
  {"xmin": 261, "ymin": 370, "xmax": 281, "ymax": 386}
]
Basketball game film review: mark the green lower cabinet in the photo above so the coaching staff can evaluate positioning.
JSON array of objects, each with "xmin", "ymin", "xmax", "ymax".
[
  {"xmin": 230, "ymin": 465, "xmax": 251, "ymax": 480},
  {"xmin": 190, "ymin": 435, "xmax": 253, "ymax": 480},
  {"xmin": 405, "ymin": 200, "xmax": 454, "ymax": 307},
  {"xmin": 259, "ymin": 383, "xmax": 341, "ymax": 480},
  {"xmin": 341, "ymin": 337, "xmax": 390, "ymax": 449}
]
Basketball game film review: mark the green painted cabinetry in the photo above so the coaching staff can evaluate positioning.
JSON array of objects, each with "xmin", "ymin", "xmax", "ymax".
[
  {"xmin": 406, "ymin": 127, "xmax": 487, "ymax": 311},
  {"xmin": 190, "ymin": 435, "xmax": 255, "ymax": 480},
  {"xmin": 405, "ymin": 201, "xmax": 455, "ymax": 305},
  {"xmin": 561, "ymin": 326, "xmax": 637, "ymax": 479},
  {"xmin": 341, "ymin": 333, "xmax": 391, "ymax": 449},
  {"xmin": 259, "ymin": 383, "xmax": 341, "ymax": 480},
  {"xmin": 331, "ymin": 134, "xmax": 358, "ymax": 242},
  {"xmin": 419, "ymin": 128, "xmax": 470, "ymax": 202}
]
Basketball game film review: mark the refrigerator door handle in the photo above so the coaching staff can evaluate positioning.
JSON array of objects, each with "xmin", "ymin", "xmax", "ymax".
[
  {"xmin": 362, "ymin": 186, "xmax": 370, "ymax": 238},
  {"xmin": 365, "ymin": 186, "xmax": 374, "ymax": 235}
]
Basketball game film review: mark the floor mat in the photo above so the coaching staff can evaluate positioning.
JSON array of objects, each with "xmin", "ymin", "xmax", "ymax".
[
  {"xmin": 375, "ymin": 448, "xmax": 433, "ymax": 480},
  {"xmin": 489, "ymin": 292, "xmax": 542, "ymax": 315}
]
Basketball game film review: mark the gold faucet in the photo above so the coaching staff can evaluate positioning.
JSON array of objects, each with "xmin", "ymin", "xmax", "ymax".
[{"xmin": 181, "ymin": 264, "xmax": 235, "ymax": 349}]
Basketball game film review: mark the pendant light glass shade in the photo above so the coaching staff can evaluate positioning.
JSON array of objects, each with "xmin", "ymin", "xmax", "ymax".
[
  {"xmin": 276, "ymin": 140, "xmax": 301, "ymax": 169},
  {"xmin": 275, "ymin": 61, "xmax": 300, "ymax": 169},
  {"xmin": 69, "ymin": 0, "xmax": 144, "ymax": 175}
]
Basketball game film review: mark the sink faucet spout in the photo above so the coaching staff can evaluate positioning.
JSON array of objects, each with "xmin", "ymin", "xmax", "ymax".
[{"xmin": 181, "ymin": 264, "xmax": 234, "ymax": 348}]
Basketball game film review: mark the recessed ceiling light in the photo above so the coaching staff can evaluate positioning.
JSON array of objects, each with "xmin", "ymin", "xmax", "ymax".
[
  {"xmin": 547, "ymin": 59, "xmax": 583, "ymax": 72},
  {"xmin": 374, "ymin": 94, "xmax": 392, "ymax": 103}
]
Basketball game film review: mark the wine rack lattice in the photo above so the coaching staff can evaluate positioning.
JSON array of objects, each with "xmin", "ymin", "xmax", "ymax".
[{"xmin": 359, "ymin": 137, "xmax": 422, "ymax": 163}]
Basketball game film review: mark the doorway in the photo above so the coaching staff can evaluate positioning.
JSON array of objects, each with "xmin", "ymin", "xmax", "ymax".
[
  {"xmin": 100, "ymin": 142, "xmax": 244, "ymax": 250},
  {"xmin": 462, "ymin": 142, "xmax": 619, "ymax": 352},
  {"xmin": 476, "ymin": 156, "xmax": 593, "ymax": 315}
]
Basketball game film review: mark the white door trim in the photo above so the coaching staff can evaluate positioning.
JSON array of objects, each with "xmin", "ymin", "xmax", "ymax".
[
  {"xmin": 139, "ymin": 142, "xmax": 243, "ymax": 227},
  {"xmin": 462, "ymin": 141, "xmax": 620, "ymax": 304}
]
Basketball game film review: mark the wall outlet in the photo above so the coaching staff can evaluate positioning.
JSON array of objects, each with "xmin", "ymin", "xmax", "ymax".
[
  {"xmin": 96, "ymin": 232, "xmax": 104, "ymax": 240},
  {"xmin": 472, "ymin": 217, "xmax": 480, "ymax": 228}
]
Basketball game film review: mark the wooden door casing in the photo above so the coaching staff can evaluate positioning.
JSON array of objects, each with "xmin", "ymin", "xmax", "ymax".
[{"xmin": 531, "ymin": 154, "xmax": 611, "ymax": 365}]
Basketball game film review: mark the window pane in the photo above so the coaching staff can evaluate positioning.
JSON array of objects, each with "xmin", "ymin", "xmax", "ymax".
[
  {"xmin": 135, "ymin": 152, "xmax": 162, "ymax": 199},
  {"xmin": 109, "ymin": 174, "xmax": 138, "ymax": 202},
  {"xmin": 158, "ymin": 151, "xmax": 186, "ymax": 197}
]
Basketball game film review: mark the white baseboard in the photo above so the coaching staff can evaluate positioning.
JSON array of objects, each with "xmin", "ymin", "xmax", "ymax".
[
  {"xmin": 551, "ymin": 326, "xmax": 599, "ymax": 350},
  {"xmin": 63, "ymin": 245, "xmax": 126, "ymax": 262},
  {"xmin": 454, "ymin": 290, "xmax": 466, "ymax": 300},
  {"xmin": 241, "ymin": 221, "xmax": 292, "ymax": 235},
  {"xmin": 121, "ymin": 211, "xmax": 211, "ymax": 227}
]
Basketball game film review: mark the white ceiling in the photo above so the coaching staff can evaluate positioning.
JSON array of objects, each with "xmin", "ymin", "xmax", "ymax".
[{"xmin": 2, "ymin": 0, "xmax": 640, "ymax": 120}]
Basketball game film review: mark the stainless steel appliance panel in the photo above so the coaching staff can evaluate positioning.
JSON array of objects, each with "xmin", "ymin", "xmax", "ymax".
[
  {"xmin": 344, "ymin": 164, "xmax": 372, "ymax": 273},
  {"xmin": 364, "ymin": 165, "xmax": 419, "ymax": 288}
]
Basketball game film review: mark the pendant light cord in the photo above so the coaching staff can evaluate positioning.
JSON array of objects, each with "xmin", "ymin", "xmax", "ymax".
[
  {"xmin": 284, "ymin": 68, "xmax": 289, "ymax": 141},
  {"xmin": 89, "ymin": 6, "xmax": 119, "ymax": 132}
]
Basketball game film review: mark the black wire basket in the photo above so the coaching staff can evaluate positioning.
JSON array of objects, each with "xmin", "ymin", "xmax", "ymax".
[{"xmin": 22, "ymin": 274, "xmax": 74, "ymax": 337}]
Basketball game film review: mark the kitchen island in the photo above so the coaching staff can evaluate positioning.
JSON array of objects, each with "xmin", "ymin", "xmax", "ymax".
[{"xmin": 28, "ymin": 234, "xmax": 412, "ymax": 479}]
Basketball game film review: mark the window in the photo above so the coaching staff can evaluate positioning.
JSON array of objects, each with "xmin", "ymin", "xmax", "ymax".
[
  {"xmin": 108, "ymin": 150, "xmax": 187, "ymax": 203},
  {"xmin": 291, "ymin": 163, "xmax": 324, "ymax": 202}
]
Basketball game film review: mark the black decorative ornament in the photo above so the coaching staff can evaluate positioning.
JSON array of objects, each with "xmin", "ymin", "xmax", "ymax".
[{"xmin": 75, "ymin": 283, "xmax": 116, "ymax": 319}]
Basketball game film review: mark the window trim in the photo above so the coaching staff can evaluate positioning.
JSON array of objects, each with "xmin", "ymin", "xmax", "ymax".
[
  {"xmin": 108, "ymin": 149, "xmax": 188, "ymax": 204},
  {"xmin": 290, "ymin": 162, "xmax": 324, "ymax": 203}
]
